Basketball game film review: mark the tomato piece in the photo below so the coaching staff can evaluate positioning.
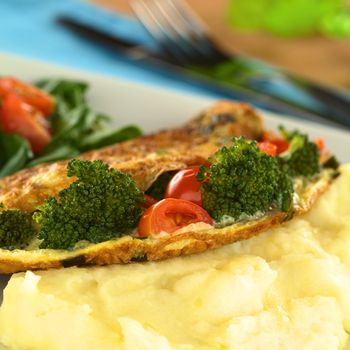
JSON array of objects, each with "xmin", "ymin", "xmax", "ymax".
[
  {"xmin": 0, "ymin": 93, "xmax": 51, "ymax": 153},
  {"xmin": 165, "ymin": 166, "xmax": 203, "ymax": 206},
  {"xmin": 142, "ymin": 194, "xmax": 158, "ymax": 208},
  {"xmin": 0, "ymin": 77, "xmax": 55, "ymax": 117},
  {"xmin": 137, "ymin": 198, "xmax": 213, "ymax": 237},
  {"xmin": 262, "ymin": 130, "xmax": 289, "ymax": 154},
  {"xmin": 262, "ymin": 131, "xmax": 279, "ymax": 142},
  {"xmin": 257, "ymin": 141, "xmax": 277, "ymax": 156},
  {"xmin": 314, "ymin": 137, "xmax": 325, "ymax": 152},
  {"xmin": 272, "ymin": 138, "xmax": 289, "ymax": 154}
]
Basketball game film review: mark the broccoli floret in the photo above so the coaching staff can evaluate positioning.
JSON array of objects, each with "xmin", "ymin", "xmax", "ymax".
[
  {"xmin": 0, "ymin": 205, "xmax": 36, "ymax": 250},
  {"xmin": 33, "ymin": 159, "xmax": 144, "ymax": 249},
  {"xmin": 278, "ymin": 126, "xmax": 320, "ymax": 177},
  {"xmin": 322, "ymin": 155, "xmax": 340, "ymax": 170},
  {"xmin": 145, "ymin": 171, "xmax": 174, "ymax": 200},
  {"xmin": 197, "ymin": 137, "xmax": 293, "ymax": 224}
]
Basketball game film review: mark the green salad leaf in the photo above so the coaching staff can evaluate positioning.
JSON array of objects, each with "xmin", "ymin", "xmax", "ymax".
[
  {"xmin": 0, "ymin": 130, "xmax": 33, "ymax": 177},
  {"xmin": 36, "ymin": 79, "xmax": 142, "ymax": 160},
  {"xmin": 227, "ymin": 0, "xmax": 350, "ymax": 37},
  {"xmin": 0, "ymin": 79, "xmax": 142, "ymax": 177},
  {"xmin": 78, "ymin": 125, "xmax": 142, "ymax": 152}
]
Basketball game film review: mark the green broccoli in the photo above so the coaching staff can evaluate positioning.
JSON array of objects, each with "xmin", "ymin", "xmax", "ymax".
[
  {"xmin": 278, "ymin": 126, "xmax": 320, "ymax": 177},
  {"xmin": 197, "ymin": 137, "xmax": 293, "ymax": 225},
  {"xmin": 322, "ymin": 155, "xmax": 340, "ymax": 170},
  {"xmin": 33, "ymin": 159, "xmax": 144, "ymax": 249},
  {"xmin": 0, "ymin": 204, "xmax": 36, "ymax": 250}
]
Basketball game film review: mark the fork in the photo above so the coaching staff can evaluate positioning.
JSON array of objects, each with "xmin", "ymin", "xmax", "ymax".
[
  {"xmin": 130, "ymin": 0, "xmax": 350, "ymax": 128},
  {"xmin": 130, "ymin": 0, "xmax": 229, "ymax": 66}
]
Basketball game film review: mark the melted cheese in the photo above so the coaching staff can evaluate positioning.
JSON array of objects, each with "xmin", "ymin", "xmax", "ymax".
[{"xmin": 1, "ymin": 165, "xmax": 350, "ymax": 350}]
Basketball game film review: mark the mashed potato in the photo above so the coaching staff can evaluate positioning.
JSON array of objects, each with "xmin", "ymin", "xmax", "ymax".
[{"xmin": 1, "ymin": 165, "xmax": 350, "ymax": 350}]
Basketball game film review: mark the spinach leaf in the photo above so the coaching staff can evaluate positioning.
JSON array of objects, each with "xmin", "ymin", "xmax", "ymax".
[
  {"xmin": 145, "ymin": 172, "xmax": 175, "ymax": 200},
  {"xmin": 0, "ymin": 78, "xmax": 142, "ymax": 177},
  {"xmin": 26, "ymin": 145, "xmax": 80, "ymax": 167},
  {"xmin": 38, "ymin": 79, "xmax": 142, "ymax": 157},
  {"xmin": 0, "ymin": 130, "xmax": 33, "ymax": 177},
  {"xmin": 78, "ymin": 125, "xmax": 142, "ymax": 152},
  {"xmin": 36, "ymin": 79, "xmax": 88, "ymax": 110}
]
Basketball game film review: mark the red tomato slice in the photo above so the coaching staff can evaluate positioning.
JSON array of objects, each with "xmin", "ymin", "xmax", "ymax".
[
  {"xmin": 313, "ymin": 137, "xmax": 325, "ymax": 152},
  {"xmin": 165, "ymin": 166, "xmax": 203, "ymax": 206},
  {"xmin": 137, "ymin": 198, "xmax": 213, "ymax": 237},
  {"xmin": 0, "ymin": 77, "xmax": 55, "ymax": 117},
  {"xmin": 257, "ymin": 141, "xmax": 277, "ymax": 156},
  {"xmin": 0, "ymin": 93, "xmax": 51, "ymax": 153},
  {"xmin": 262, "ymin": 130, "xmax": 289, "ymax": 154}
]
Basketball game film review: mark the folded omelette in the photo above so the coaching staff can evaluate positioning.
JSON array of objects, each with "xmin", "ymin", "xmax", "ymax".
[{"xmin": 0, "ymin": 101, "xmax": 338, "ymax": 273}]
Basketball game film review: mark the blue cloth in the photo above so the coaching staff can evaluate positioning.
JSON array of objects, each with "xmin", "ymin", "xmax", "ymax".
[
  {"xmin": 1, "ymin": 0, "xmax": 349, "ymax": 127},
  {"xmin": 0, "ymin": 0, "xmax": 223, "ymax": 98}
]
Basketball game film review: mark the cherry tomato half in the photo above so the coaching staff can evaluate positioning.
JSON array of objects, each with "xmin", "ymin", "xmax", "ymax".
[
  {"xmin": 262, "ymin": 130, "xmax": 289, "ymax": 154},
  {"xmin": 0, "ymin": 77, "xmax": 55, "ymax": 117},
  {"xmin": 0, "ymin": 93, "xmax": 51, "ymax": 153},
  {"xmin": 165, "ymin": 166, "xmax": 203, "ymax": 206},
  {"xmin": 257, "ymin": 141, "xmax": 277, "ymax": 156},
  {"xmin": 137, "ymin": 198, "xmax": 213, "ymax": 237},
  {"xmin": 313, "ymin": 137, "xmax": 325, "ymax": 153}
]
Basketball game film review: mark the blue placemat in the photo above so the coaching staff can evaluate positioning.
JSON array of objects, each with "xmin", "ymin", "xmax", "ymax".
[{"xmin": 0, "ymin": 0, "xmax": 224, "ymax": 98}]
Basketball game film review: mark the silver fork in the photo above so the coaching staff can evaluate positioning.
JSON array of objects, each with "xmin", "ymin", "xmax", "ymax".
[
  {"xmin": 130, "ymin": 0, "xmax": 350, "ymax": 128},
  {"xmin": 129, "ymin": 0, "xmax": 229, "ymax": 66}
]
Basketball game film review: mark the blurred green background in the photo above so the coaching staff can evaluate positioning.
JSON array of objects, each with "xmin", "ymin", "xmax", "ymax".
[{"xmin": 228, "ymin": 0, "xmax": 350, "ymax": 37}]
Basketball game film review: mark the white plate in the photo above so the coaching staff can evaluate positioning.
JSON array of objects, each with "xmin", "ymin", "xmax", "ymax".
[
  {"xmin": 1, "ymin": 53, "xmax": 350, "ymax": 348},
  {"xmin": 1, "ymin": 53, "xmax": 350, "ymax": 162}
]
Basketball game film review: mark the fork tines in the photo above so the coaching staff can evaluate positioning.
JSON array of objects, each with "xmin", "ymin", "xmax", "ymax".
[{"xmin": 130, "ymin": 0, "xmax": 228, "ymax": 65}]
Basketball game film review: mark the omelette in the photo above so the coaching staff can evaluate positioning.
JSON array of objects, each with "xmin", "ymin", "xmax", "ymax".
[{"xmin": 0, "ymin": 101, "xmax": 338, "ymax": 273}]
